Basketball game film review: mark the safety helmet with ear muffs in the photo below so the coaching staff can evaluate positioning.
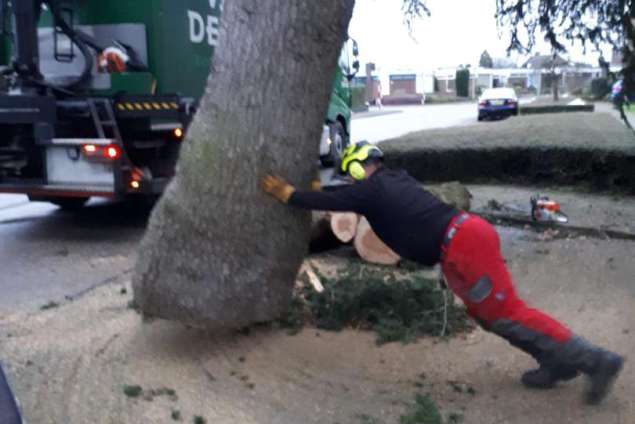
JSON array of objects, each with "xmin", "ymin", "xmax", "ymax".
[{"xmin": 340, "ymin": 141, "xmax": 384, "ymax": 181}]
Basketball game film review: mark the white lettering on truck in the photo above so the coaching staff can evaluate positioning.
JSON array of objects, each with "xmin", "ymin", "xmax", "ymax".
[
  {"xmin": 206, "ymin": 16, "xmax": 219, "ymax": 46},
  {"xmin": 188, "ymin": 1, "xmax": 221, "ymax": 46},
  {"xmin": 187, "ymin": 11, "xmax": 205, "ymax": 44}
]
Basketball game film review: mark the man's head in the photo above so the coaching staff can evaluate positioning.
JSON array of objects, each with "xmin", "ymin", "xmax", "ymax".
[{"xmin": 339, "ymin": 141, "xmax": 384, "ymax": 181}]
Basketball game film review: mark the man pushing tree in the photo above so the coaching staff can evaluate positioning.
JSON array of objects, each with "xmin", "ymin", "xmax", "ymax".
[{"xmin": 261, "ymin": 141, "xmax": 624, "ymax": 405}]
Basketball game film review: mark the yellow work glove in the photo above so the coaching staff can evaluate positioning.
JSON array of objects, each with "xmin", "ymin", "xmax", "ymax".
[{"xmin": 261, "ymin": 174, "xmax": 295, "ymax": 203}]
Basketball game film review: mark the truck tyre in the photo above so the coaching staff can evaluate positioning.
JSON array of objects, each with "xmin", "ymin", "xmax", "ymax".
[{"xmin": 320, "ymin": 121, "xmax": 349, "ymax": 167}]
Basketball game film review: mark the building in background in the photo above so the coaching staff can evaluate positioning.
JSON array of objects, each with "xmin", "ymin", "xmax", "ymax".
[
  {"xmin": 433, "ymin": 60, "xmax": 601, "ymax": 98},
  {"xmin": 358, "ymin": 53, "xmax": 601, "ymax": 104}
]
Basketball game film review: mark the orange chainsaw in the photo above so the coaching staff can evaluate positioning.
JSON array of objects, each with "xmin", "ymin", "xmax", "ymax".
[{"xmin": 531, "ymin": 195, "xmax": 569, "ymax": 223}]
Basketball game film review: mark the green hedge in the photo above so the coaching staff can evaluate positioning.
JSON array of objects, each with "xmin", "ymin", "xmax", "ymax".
[
  {"xmin": 379, "ymin": 113, "xmax": 635, "ymax": 193},
  {"xmin": 520, "ymin": 104, "xmax": 595, "ymax": 115}
]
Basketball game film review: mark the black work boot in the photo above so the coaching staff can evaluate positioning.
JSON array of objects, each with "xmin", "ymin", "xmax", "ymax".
[
  {"xmin": 521, "ymin": 365, "xmax": 579, "ymax": 389},
  {"xmin": 552, "ymin": 336, "xmax": 625, "ymax": 404},
  {"xmin": 584, "ymin": 350, "xmax": 624, "ymax": 405}
]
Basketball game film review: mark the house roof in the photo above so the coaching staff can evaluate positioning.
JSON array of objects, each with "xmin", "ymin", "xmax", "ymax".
[{"xmin": 522, "ymin": 54, "xmax": 569, "ymax": 69}]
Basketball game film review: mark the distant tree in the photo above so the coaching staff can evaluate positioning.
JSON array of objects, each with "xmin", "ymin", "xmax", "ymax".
[
  {"xmin": 406, "ymin": 0, "xmax": 635, "ymax": 129},
  {"xmin": 492, "ymin": 57, "xmax": 517, "ymax": 68},
  {"xmin": 495, "ymin": 0, "xmax": 635, "ymax": 129},
  {"xmin": 480, "ymin": 50, "xmax": 494, "ymax": 68},
  {"xmin": 401, "ymin": 0, "xmax": 430, "ymax": 30},
  {"xmin": 456, "ymin": 68, "xmax": 470, "ymax": 97}
]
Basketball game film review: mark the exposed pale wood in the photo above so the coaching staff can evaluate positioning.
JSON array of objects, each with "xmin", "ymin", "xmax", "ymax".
[
  {"xmin": 305, "ymin": 268, "xmax": 324, "ymax": 293},
  {"xmin": 353, "ymin": 217, "xmax": 400, "ymax": 265},
  {"xmin": 330, "ymin": 212, "xmax": 359, "ymax": 243}
]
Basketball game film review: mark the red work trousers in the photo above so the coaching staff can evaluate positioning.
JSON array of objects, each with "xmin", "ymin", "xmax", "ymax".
[{"xmin": 440, "ymin": 214, "xmax": 572, "ymax": 353}]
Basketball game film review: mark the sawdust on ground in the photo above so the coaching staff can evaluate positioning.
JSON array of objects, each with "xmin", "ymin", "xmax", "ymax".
[
  {"xmin": 0, "ymin": 229, "xmax": 635, "ymax": 424},
  {"xmin": 1, "ymin": 188, "xmax": 634, "ymax": 424}
]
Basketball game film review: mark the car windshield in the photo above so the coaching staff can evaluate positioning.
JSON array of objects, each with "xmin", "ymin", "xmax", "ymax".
[{"xmin": 482, "ymin": 88, "xmax": 516, "ymax": 99}]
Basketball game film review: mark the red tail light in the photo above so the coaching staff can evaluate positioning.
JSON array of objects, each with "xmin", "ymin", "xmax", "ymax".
[{"xmin": 104, "ymin": 146, "xmax": 121, "ymax": 160}]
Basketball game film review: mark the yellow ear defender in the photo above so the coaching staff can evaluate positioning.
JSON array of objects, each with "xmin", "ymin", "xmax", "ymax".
[
  {"xmin": 340, "ymin": 141, "xmax": 384, "ymax": 181},
  {"xmin": 348, "ymin": 161, "xmax": 367, "ymax": 181}
]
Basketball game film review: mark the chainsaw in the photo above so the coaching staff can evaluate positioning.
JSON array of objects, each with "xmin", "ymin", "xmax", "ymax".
[{"xmin": 530, "ymin": 195, "xmax": 569, "ymax": 223}]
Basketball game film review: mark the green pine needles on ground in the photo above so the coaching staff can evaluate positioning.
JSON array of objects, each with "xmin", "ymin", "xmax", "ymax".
[
  {"xmin": 399, "ymin": 394, "xmax": 464, "ymax": 424},
  {"xmin": 280, "ymin": 260, "xmax": 473, "ymax": 344},
  {"xmin": 400, "ymin": 394, "xmax": 443, "ymax": 424}
]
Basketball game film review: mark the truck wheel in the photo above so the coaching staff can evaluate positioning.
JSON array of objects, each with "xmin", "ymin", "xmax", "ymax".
[
  {"xmin": 48, "ymin": 197, "xmax": 89, "ymax": 211},
  {"xmin": 320, "ymin": 121, "xmax": 349, "ymax": 167}
]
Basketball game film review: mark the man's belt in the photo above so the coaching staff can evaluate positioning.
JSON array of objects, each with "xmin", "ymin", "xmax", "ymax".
[{"xmin": 442, "ymin": 212, "xmax": 471, "ymax": 249}]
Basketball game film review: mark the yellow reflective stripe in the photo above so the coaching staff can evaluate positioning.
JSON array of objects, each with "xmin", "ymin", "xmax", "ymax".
[{"xmin": 117, "ymin": 101, "xmax": 181, "ymax": 112}]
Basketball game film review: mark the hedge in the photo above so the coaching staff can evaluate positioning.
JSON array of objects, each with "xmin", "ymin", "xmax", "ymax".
[
  {"xmin": 520, "ymin": 104, "xmax": 595, "ymax": 115},
  {"xmin": 379, "ymin": 112, "xmax": 635, "ymax": 193}
]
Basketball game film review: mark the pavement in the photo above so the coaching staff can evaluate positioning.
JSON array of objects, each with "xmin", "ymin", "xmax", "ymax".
[{"xmin": 350, "ymin": 102, "xmax": 477, "ymax": 143}]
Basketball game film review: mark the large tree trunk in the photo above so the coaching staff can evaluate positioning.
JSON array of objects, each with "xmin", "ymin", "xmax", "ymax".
[
  {"xmin": 132, "ymin": 0, "xmax": 355, "ymax": 329},
  {"xmin": 619, "ymin": 6, "xmax": 635, "ymax": 130}
]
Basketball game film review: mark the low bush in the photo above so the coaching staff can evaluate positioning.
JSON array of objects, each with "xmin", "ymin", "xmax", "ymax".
[
  {"xmin": 519, "ymin": 104, "xmax": 594, "ymax": 115},
  {"xmin": 591, "ymin": 78, "xmax": 611, "ymax": 99}
]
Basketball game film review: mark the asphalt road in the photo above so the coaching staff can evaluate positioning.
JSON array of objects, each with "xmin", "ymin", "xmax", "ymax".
[
  {"xmin": 351, "ymin": 102, "xmax": 477, "ymax": 143},
  {"xmin": 0, "ymin": 197, "xmax": 147, "ymax": 312},
  {"xmin": 0, "ymin": 102, "xmax": 487, "ymax": 314}
]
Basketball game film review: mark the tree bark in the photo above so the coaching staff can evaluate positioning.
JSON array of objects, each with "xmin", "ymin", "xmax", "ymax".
[
  {"xmin": 132, "ymin": 0, "xmax": 355, "ymax": 329},
  {"xmin": 619, "ymin": 4, "xmax": 635, "ymax": 130}
]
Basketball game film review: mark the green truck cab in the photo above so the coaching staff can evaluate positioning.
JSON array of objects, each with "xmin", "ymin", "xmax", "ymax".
[
  {"xmin": 0, "ymin": 0, "xmax": 358, "ymax": 208},
  {"xmin": 321, "ymin": 40, "xmax": 359, "ymax": 166}
]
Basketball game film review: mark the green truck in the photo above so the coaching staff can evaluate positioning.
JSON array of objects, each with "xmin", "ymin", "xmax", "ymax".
[{"xmin": 0, "ymin": 0, "xmax": 358, "ymax": 209}]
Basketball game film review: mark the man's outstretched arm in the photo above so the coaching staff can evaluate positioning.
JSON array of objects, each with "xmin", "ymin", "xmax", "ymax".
[{"xmin": 261, "ymin": 174, "xmax": 372, "ymax": 213}]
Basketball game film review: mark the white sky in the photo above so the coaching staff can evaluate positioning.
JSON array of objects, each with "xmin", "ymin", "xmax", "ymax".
[{"xmin": 348, "ymin": 0, "xmax": 614, "ymax": 73}]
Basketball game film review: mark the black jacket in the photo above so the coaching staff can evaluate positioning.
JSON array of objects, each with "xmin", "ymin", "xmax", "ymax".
[{"xmin": 289, "ymin": 167, "xmax": 459, "ymax": 266}]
